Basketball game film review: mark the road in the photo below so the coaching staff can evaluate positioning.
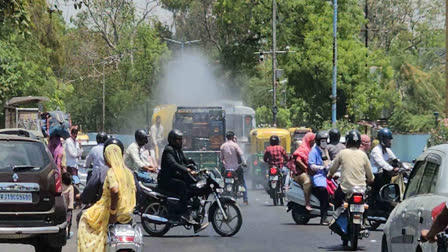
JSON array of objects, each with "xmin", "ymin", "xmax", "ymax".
[{"xmin": 2, "ymin": 188, "xmax": 382, "ymax": 252}]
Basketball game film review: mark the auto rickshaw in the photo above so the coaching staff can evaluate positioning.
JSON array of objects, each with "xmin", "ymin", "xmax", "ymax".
[
  {"xmin": 289, "ymin": 127, "xmax": 312, "ymax": 151},
  {"xmin": 248, "ymin": 128, "xmax": 291, "ymax": 189}
]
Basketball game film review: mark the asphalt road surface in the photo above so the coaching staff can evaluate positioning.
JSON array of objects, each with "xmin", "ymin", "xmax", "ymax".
[{"xmin": 2, "ymin": 187, "xmax": 382, "ymax": 252}]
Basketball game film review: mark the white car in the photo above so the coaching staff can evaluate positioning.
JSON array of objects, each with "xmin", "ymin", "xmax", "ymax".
[{"xmin": 382, "ymin": 144, "xmax": 448, "ymax": 252}]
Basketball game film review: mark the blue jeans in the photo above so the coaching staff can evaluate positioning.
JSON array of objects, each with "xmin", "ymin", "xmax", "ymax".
[
  {"xmin": 136, "ymin": 171, "xmax": 157, "ymax": 183},
  {"xmin": 235, "ymin": 167, "xmax": 248, "ymax": 202}
]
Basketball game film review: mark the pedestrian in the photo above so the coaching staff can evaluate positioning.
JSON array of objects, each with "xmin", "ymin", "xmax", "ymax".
[
  {"xmin": 65, "ymin": 128, "xmax": 83, "ymax": 176},
  {"xmin": 220, "ymin": 131, "xmax": 248, "ymax": 204},
  {"xmin": 48, "ymin": 135, "xmax": 65, "ymax": 171},
  {"xmin": 150, "ymin": 116, "xmax": 164, "ymax": 162},
  {"xmin": 62, "ymin": 172, "xmax": 75, "ymax": 239}
]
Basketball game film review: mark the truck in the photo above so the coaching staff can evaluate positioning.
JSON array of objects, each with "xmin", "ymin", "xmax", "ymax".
[
  {"xmin": 2, "ymin": 96, "xmax": 49, "ymax": 140},
  {"xmin": 152, "ymin": 105, "xmax": 226, "ymax": 172}
]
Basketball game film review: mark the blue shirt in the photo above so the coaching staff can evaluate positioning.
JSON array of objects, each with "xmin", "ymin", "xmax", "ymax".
[
  {"xmin": 85, "ymin": 144, "xmax": 105, "ymax": 170},
  {"xmin": 308, "ymin": 146, "xmax": 328, "ymax": 188}
]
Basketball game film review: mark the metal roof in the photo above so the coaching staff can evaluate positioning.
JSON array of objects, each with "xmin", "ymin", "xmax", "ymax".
[{"xmin": 5, "ymin": 96, "xmax": 49, "ymax": 107}]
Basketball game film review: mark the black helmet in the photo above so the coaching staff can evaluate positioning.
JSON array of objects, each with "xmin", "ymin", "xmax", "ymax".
[
  {"xmin": 135, "ymin": 129, "xmax": 149, "ymax": 147},
  {"xmin": 168, "ymin": 129, "xmax": 183, "ymax": 149},
  {"xmin": 226, "ymin": 131, "xmax": 235, "ymax": 140},
  {"xmin": 96, "ymin": 132, "xmax": 108, "ymax": 144},
  {"xmin": 103, "ymin": 138, "xmax": 124, "ymax": 159},
  {"xmin": 270, "ymin": 135, "xmax": 280, "ymax": 146},
  {"xmin": 329, "ymin": 128, "xmax": 341, "ymax": 144},
  {"xmin": 377, "ymin": 128, "xmax": 393, "ymax": 147},
  {"xmin": 315, "ymin": 131, "xmax": 329, "ymax": 147},
  {"xmin": 346, "ymin": 130, "xmax": 361, "ymax": 148}
]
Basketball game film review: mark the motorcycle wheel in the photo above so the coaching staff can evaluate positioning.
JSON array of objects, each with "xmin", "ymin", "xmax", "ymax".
[
  {"xmin": 291, "ymin": 204, "xmax": 310, "ymax": 225},
  {"xmin": 211, "ymin": 201, "xmax": 243, "ymax": 237},
  {"xmin": 141, "ymin": 202, "xmax": 171, "ymax": 237},
  {"xmin": 279, "ymin": 195, "xmax": 284, "ymax": 206},
  {"xmin": 273, "ymin": 189, "xmax": 278, "ymax": 206},
  {"xmin": 349, "ymin": 223, "xmax": 360, "ymax": 251}
]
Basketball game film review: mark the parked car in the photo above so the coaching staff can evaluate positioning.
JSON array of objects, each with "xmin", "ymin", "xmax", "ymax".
[
  {"xmin": 382, "ymin": 144, "xmax": 448, "ymax": 252},
  {"xmin": 0, "ymin": 134, "xmax": 67, "ymax": 252}
]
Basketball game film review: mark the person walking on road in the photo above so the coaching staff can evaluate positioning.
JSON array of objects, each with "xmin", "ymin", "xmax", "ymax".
[
  {"xmin": 220, "ymin": 131, "xmax": 248, "ymax": 204},
  {"xmin": 65, "ymin": 128, "xmax": 83, "ymax": 176},
  {"xmin": 151, "ymin": 116, "xmax": 164, "ymax": 162}
]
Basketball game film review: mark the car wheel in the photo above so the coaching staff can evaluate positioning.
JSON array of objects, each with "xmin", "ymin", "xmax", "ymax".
[{"xmin": 381, "ymin": 234, "xmax": 388, "ymax": 252}]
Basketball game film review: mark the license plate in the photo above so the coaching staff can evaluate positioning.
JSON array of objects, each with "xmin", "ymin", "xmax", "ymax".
[
  {"xmin": 0, "ymin": 193, "xmax": 32, "ymax": 203},
  {"xmin": 225, "ymin": 178, "xmax": 234, "ymax": 183},
  {"xmin": 350, "ymin": 204, "xmax": 364, "ymax": 213},
  {"xmin": 269, "ymin": 176, "xmax": 278, "ymax": 181}
]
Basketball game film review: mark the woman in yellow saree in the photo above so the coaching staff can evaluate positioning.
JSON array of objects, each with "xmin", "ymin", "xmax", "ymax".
[{"xmin": 78, "ymin": 143, "xmax": 136, "ymax": 252}]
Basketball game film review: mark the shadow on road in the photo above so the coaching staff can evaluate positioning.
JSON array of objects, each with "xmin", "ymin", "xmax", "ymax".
[
  {"xmin": 319, "ymin": 244, "xmax": 367, "ymax": 251},
  {"xmin": 144, "ymin": 234, "xmax": 209, "ymax": 238}
]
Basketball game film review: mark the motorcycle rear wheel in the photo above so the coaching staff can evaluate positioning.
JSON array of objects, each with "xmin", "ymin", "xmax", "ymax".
[
  {"xmin": 349, "ymin": 223, "xmax": 360, "ymax": 251},
  {"xmin": 273, "ymin": 190, "xmax": 278, "ymax": 206},
  {"xmin": 211, "ymin": 201, "xmax": 243, "ymax": 237},
  {"xmin": 141, "ymin": 202, "xmax": 171, "ymax": 237}
]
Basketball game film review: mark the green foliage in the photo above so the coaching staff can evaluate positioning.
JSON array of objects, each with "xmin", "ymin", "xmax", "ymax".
[
  {"xmin": 427, "ymin": 124, "xmax": 448, "ymax": 148},
  {"xmin": 321, "ymin": 119, "xmax": 361, "ymax": 135},
  {"xmin": 388, "ymin": 109, "xmax": 434, "ymax": 133}
]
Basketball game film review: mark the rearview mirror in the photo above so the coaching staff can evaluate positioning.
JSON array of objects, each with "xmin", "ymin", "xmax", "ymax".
[{"xmin": 379, "ymin": 184, "xmax": 400, "ymax": 202}]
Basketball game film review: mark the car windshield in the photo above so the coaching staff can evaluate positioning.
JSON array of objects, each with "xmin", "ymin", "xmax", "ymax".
[{"xmin": 0, "ymin": 141, "xmax": 50, "ymax": 171}]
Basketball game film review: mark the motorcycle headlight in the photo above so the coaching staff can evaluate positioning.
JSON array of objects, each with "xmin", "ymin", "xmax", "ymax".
[
  {"xmin": 196, "ymin": 180, "xmax": 207, "ymax": 188},
  {"xmin": 216, "ymin": 188, "xmax": 224, "ymax": 193}
]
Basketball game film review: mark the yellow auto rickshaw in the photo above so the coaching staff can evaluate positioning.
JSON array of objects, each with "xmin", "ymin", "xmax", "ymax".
[
  {"xmin": 289, "ymin": 127, "xmax": 312, "ymax": 151},
  {"xmin": 248, "ymin": 128, "xmax": 291, "ymax": 189}
]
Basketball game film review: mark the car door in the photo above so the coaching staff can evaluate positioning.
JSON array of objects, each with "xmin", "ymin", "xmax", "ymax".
[{"xmin": 390, "ymin": 160, "xmax": 426, "ymax": 251}]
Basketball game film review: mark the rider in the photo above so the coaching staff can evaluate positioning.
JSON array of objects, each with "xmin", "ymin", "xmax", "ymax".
[
  {"xmin": 421, "ymin": 202, "xmax": 448, "ymax": 243},
  {"xmin": 327, "ymin": 130, "xmax": 374, "ymax": 208},
  {"xmin": 85, "ymin": 132, "xmax": 107, "ymax": 181},
  {"xmin": 369, "ymin": 128, "xmax": 400, "ymax": 199},
  {"xmin": 263, "ymin": 135, "xmax": 288, "ymax": 183},
  {"xmin": 308, "ymin": 130, "xmax": 331, "ymax": 225},
  {"xmin": 124, "ymin": 129, "xmax": 157, "ymax": 183},
  {"xmin": 220, "ymin": 131, "xmax": 248, "ymax": 204},
  {"xmin": 327, "ymin": 128, "xmax": 346, "ymax": 160},
  {"xmin": 158, "ymin": 129, "xmax": 207, "ymax": 226}
]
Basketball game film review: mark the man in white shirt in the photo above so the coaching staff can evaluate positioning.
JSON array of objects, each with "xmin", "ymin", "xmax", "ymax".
[
  {"xmin": 65, "ymin": 128, "xmax": 83, "ymax": 176},
  {"xmin": 150, "ymin": 116, "xmax": 164, "ymax": 161},
  {"xmin": 125, "ymin": 129, "xmax": 157, "ymax": 183},
  {"xmin": 85, "ymin": 132, "xmax": 107, "ymax": 181}
]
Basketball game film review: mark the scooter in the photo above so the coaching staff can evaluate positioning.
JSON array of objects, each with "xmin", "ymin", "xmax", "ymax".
[
  {"xmin": 286, "ymin": 180, "xmax": 335, "ymax": 224},
  {"xmin": 106, "ymin": 214, "xmax": 144, "ymax": 252}
]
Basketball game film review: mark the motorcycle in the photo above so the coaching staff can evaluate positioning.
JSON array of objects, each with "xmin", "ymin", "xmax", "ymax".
[
  {"xmin": 106, "ymin": 214, "xmax": 144, "ymax": 252},
  {"xmin": 223, "ymin": 169, "xmax": 245, "ymax": 200},
  {"xmin": 286, "ymin": 179, "xmax": 335, "ymax": 224},
  {"xmin": 140, "ymin": 169, "xmax": 243, "ymax": 237},
  {"xmin": 329, "ymin": 186, "xmax": 369, "ymax": 251},
  {"xmin": 266, "ymin": 165, "xmax": 284, "ymax": 206}
]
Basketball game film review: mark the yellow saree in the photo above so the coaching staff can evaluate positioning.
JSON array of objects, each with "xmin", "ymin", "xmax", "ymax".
[{"xmin": 77, "ymin": 144, "xmax": 136, "ymax": 252}]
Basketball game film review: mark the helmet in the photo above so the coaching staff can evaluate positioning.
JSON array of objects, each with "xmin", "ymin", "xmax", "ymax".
[
  {"xmin": 135, "ymin": 129, "xmax": 149, "ymax": 147},
  {"xmin": 377, "ymin": 128, "xmax": 393, "ymax": 147},
  {"xmin": 226, "ymin": 131, "xmax": 235, "ymax": 140},
  {"xmin": 345, "ymin": 130, "xmax": 361, "ymax": 148},
  {"xmin": 315, "ymin": 131, "xmax": 329, "ymax": 147},
  {"xmin": 168, "ymin": 129, "xmax": 183, "ymax": 149},
  {"xmin": 103, "ymin": 138, "xmax": 124, "ymax": 159},
  {"xmin": 329, "ymin": 128, "xmax": 341, "ymax": 144},
  {"xmin": 270, "ymin": 135, "xmax": 280, "ymax": 146},
  {"xmin": 96, "ymin": 132, "xmax": 108, "ymax": 144}
]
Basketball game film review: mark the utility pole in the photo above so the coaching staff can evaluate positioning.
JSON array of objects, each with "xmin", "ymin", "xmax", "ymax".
[
  {"xmin": 445, "ymin": 0, "xmax": 448, "ymax": 117},
  {"xmin": 272, "ymin": 0, "xmax": 278, "ymax": 127},
  {"xmin": 102, "ymin": 63, "xmax": 105, "ymax": 131},
  {"xmin": 331, "ymin": 0, "xmax": 338, "ymax": 127}
]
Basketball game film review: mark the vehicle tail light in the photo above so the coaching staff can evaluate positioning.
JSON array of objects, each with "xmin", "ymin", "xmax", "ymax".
[
  {"xmin": 254, "ymin": 160, "xmax": 258, "ymax": 166},
  {"xmin": 227, "ymin": 172, "xmax": 233, "ymax": 178},
  {"xmin": 54, "ymin": 168, "xmax": 62, "ymax": 195},
  {"xmin": 353, "ymin": 195, "xmax": 363, "ymax": 204},
  {"xmin": 117, "ymin": 236, "xmax": 135, "ymax": 242},
  {"xmin": 270, "ymin": 167, "xmax": 277, "ymax": 175}
]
